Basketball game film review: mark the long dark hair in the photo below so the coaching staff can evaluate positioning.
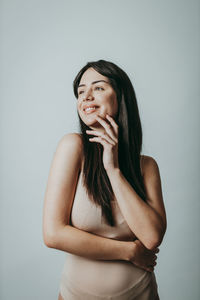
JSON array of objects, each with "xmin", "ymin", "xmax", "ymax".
[{"xmin": 73, "ymin": 59, "xmax": 147, "ymax": 226}]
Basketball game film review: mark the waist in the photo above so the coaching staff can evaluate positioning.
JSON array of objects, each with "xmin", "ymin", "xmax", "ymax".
[{"xmin": 60, "ymin": 253, "xmax": 153, "ymax": 297}]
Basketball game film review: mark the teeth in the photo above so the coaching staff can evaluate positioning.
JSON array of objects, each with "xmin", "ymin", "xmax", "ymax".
[{"xmin": 85, "ymin": 107, "xmax": 96, "ymax": 112}]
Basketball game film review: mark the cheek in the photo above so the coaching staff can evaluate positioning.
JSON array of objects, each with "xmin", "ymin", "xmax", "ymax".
[
  {"xmin": 103, "ymin": 91, "xmax": 117, "ymax": 104},
  {"xmin": 77, "ymin": 101, "xmax": 81, "ymax": 111},
  {"xmin": 109, "ymin": 94, "xmax": 118, "ymax": 108},
  {"xmin": 110, "ymin": 97, "xmax": 116, "ymax": 105}
]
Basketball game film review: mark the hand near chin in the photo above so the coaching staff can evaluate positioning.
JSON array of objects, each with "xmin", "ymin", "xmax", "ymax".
[{"xmin": 85, "ymin": 114, "xmax": 119, "ymax": 172}]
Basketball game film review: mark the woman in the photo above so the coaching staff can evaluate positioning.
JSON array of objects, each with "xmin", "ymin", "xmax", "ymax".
[{"xmin": 43, "ymin": 59, "xmax": 167, "ymax": 299}]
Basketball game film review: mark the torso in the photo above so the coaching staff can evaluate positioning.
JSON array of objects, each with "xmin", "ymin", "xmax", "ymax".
[{"xmin": 58, "ymin": 138, "xmax": 157, "ymax": 299}]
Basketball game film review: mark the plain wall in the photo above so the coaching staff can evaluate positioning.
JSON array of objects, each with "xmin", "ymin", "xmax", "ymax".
[{"xmin": 1, "ymin": 0, "xmax": 200, "ymax": 299}]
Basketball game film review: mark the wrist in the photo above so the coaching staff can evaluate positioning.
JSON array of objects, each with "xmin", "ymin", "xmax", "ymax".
[
  {"xmin": 120, "ymin": 241, "xmax": 136, "ymax": 262},
  {"xmin": 106, "ymin": 167, "xmax": 121, "ymax": 177}
]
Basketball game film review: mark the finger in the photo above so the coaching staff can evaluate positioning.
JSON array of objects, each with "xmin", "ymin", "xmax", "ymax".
[
  {"xmin": 88, "ymin": 136, "xmax": 110, "ymax": 147},
  {"xmin": 95, "ymin": 115, "xmax": 118, "ymax": 143},
  {"xmin": 86, "ymin": 130, "xmax": 115, "ymax": 145},
  {"xmin": 148, "ymin": 255, "xmax": 157, "ymax": 264},
  {"xmin": 153, "ymin": 254, "xmax": 157, "ymax": 261},
  {"xmin": 150, "ymin": 248, "xmax": 159, "ymax": 256},
  {"xmin": 147, "ymin": 266, "xmax": 154, "ymax": 273},
  {"xmin": 106, "ymin": 114, "xmax": 119, "ymax": 136}
]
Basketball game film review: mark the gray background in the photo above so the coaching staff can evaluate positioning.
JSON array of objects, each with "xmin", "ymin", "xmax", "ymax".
[{"xmin": 1, "ymin": 0, "xmax": 200, "ymax": 299}]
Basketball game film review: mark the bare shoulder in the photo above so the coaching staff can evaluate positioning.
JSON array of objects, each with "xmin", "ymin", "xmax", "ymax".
[
  {"xmin": 58, "ymin": 132, "xmax": 82, "ymax": 152},
  {"xmin": 141, "ymin": 155, "xmax": 163, "ymax": 185},
  {"xmin": 54, "ymin": 132, "xmax": 83, "ymax": 170},
  {"xmin": 140, "ymin": 155, "xmax": 160, "ymax": 175},
  {"xmin": 58, "ymin": 132, "xmax": 83, "ymax": 148},
  {"xmin": 140, "ymin": 154, "xmax": 158, "ymax": 176}
]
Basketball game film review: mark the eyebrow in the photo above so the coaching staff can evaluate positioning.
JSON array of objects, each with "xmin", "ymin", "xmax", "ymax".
[{"xmin": 78, "ymin": 80, "xmax": 109, "ymax": 89}]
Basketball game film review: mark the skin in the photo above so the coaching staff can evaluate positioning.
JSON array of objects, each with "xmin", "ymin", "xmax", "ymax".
[
  {"xmin": 77, "ymin": 68, "xmax": 166, "ymax": 250},
  {"xmin": 51, "ymin": 68, "xmax": 165, "ymax": 299},
  {"xmin": 76, "ymin": 67, "xmax": 165, "ymax": 251},
  {"xmin": 77, "ymin": 67, "xmax": 118, "ymax": 133}
]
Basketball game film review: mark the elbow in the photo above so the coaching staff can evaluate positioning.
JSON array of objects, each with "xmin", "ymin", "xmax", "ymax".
[
  {"xmin": 43, "ymin": 230, "xmax": 57, "ymax": 248},
  {"xmin": 144, "ymin": 226, "xmax": 167, "ymax": 251},
  {"xmin": 144, "ymin": 237, "xmax": 163, "ymax": 251},
  {"xmin": 43, "ymin": 224, "xmax": 68, "ymax": 248}
]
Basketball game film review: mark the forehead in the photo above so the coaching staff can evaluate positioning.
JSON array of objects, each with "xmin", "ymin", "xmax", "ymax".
[{"xmin": 79, "ymin": 67, "xmax": 108, "ymax": 84}]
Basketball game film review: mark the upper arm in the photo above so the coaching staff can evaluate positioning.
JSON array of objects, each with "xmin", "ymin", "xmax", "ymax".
[
  {"xmin": 142, "ymin": 155, "xmax": 167, "ymax": 233},
  {"xmin": 42, "ymin": 133, "xmax": 83, "ymax": 245}
]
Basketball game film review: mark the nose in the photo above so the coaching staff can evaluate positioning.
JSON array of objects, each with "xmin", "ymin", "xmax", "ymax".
[{"xmin": 83, "ymin": 88, "xmax": 94, "ymax": 101}]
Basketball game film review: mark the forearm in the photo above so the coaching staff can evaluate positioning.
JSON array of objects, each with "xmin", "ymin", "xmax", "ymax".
[
  {"xmin": 45, "ymin": 224, "xmax": 130, "ymax": 261},
  {"xmin": 107, "ymin": 168, "xmax": 164, "ymax": 249}
]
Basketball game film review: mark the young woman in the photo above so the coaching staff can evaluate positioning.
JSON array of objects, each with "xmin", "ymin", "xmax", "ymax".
[{"xmin": 43, "ymin": 59, "xmax": 167, "ymax": 299}]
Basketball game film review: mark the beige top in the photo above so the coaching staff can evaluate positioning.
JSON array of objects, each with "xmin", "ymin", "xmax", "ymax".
[{"xmin": 59, "ymin": 157, "xmax": 159, "ymax": 299}]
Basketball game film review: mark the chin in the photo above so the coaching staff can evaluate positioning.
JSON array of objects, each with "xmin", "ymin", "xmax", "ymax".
[
  {"xmin": 88, "ymin": 120, "xmax": 100, "ymax": 127},
  {"xmin": 80, "ymin": 117, "xmax": 98, "ymax": 127}
]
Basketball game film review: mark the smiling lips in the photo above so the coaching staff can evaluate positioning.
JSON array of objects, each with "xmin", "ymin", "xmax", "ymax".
[{"xmin": 83, "ymin": 104, "xmax": 99, "ymax": 114}]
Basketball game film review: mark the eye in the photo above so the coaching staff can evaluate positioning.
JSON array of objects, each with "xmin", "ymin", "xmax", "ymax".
[
  {"xmin": 95, "ymin": 86, "xmax": 104, "ymax": 91},
  {"xmin": 78, "ymin": 90, "xmax": 84, "ymax": 95}
]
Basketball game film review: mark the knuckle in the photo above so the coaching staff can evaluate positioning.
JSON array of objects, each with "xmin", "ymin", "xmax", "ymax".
[{"xmin": 148, "ymin": 268, "xmax": 153, "ymax": 273}]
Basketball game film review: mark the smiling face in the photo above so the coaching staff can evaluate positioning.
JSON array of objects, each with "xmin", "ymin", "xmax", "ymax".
[{"xmin": 76, "ymin": 68, "xmax": 118, "ymax": 132}]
